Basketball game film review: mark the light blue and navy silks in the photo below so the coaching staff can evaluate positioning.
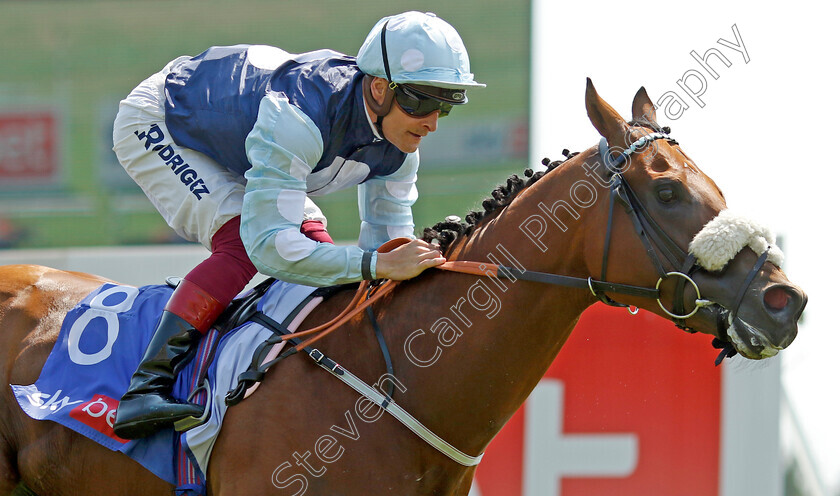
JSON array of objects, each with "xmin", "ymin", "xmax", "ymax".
[{"xmin": 163, "ymin": 44, "xmax": 406, "ymax": 179}]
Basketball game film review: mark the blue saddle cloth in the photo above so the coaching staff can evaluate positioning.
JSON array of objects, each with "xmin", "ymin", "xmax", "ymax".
[{"xmin": 11, "ymin": 279, "xmax": 317, "ymax": 490}]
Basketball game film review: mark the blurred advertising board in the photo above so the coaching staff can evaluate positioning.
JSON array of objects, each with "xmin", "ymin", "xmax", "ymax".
[{"xmin": 0, "ymin": 110, "xmax": 61, "ymax": 188}]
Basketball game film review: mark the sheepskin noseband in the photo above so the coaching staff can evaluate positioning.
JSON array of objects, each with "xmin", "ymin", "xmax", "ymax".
[{"xmin": 688, "ymin": 210, "xmax": 784, "ymax": 272}]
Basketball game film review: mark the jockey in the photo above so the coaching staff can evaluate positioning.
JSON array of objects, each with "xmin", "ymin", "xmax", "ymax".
[{"xmin": 111, "ymin": 11, "xmax": 484, "ymax": 439}]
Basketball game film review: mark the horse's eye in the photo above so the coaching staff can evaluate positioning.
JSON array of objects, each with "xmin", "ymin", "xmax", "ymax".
[{"xmin": 657, "ymin": 187, "xmax": 676, "ymax": 203}]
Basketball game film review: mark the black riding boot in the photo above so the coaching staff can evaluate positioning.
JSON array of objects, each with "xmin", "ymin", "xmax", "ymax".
[{"xmin": 113, "ymin": 311, "xmax": 205, "ymax": 439}]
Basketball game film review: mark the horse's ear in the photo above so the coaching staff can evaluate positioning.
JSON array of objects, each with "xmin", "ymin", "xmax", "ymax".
[
  {"xmin": 585, "ymin": 78, "xmax": 630, "ymax": 144},
  {"xmin": 631, "ymin": 86, "xmax": 658, "ymax": 126}
]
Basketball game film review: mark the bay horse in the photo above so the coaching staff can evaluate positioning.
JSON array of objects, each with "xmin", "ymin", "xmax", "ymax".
[{"xmin": 0, "ymin": 80, "xmax": 806, "ymax": 495}]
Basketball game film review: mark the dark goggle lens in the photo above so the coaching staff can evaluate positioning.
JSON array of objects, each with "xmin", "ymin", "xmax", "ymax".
[{"xmin": 393, "ymin": 85, "xmax": 453, "ymax": 118}]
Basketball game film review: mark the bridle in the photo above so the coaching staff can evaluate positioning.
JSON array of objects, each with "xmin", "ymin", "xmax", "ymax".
[
  {"xmin": 438, "ymin": 131, "xmax": 772, "ymax": 363},
  {"xmin": 594, "ymin": 133, "xmax": 771, "ymax": 349},
  {"xmin": 595, "ymin": 133, "xmax": 703, "ymax": 319},
  {"xmin": 592, "ymin": 132, "xmax": 740, "ymax": 328}
]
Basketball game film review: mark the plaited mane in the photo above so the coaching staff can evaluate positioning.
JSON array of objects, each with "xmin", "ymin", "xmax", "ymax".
[
  {"xmin": 421, "ymin": 151, "xmax": 578, "ymax": 254},
  {"xmin": 422, "ymin": 123, "xmax": 670, "ymax": 254}
]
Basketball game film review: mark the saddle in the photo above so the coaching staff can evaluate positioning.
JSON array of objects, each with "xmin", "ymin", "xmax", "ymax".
[
  {"xmin": 207, "ymin": 277, "xmax": 395, "ymax": 407},
  {"xmin": 220, "ymin": 238, "xmax": 421, "ymax": 405}
]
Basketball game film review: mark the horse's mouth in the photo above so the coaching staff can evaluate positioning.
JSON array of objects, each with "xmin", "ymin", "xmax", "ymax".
[
  {"xmin": 687, "ymin": 286, "xmax": 801, "ymax": 362},
  {"xmin": 725, "ymin": 313, "xmax": 783, "ymax": 360}
]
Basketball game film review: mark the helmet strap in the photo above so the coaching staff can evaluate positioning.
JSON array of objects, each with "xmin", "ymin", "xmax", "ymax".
[
  {"xmin": 363, "ymin": 75, "xmax": 394, "ymax": 137},
  {"xmin": 380, "ymin": 20, "xmax": 394, "ymax": 83},
  {"xmin": 372, "ymin": 19, "xmax": 395, "ymax": 137}
]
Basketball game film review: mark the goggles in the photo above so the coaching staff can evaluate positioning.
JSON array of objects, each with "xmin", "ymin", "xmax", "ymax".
[{"xmin": 391, "ymin": 83, "xmax": 464, "ymax": 118}]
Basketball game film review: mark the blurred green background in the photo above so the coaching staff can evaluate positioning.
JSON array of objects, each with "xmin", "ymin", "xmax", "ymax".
[{"xmin": 0, "ymin": 0, "xmax": 530, "ymax": 248}]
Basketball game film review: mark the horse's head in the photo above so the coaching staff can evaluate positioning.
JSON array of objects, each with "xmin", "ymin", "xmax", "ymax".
[{"xmin": 581, "ymin": 78, "xmax": 806, "ymax": 360}]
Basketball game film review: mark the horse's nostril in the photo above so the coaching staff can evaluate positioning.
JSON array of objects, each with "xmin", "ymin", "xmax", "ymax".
[{"xmin": 764, "ymin": 286, "xmax": 792, "ymax": 311}]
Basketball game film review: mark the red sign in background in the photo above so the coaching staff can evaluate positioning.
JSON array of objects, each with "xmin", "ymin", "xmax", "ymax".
[
  {"xmin": 0, "ymin": 111, "xmax": 60, "ymax": 184},
  {"xmin": 473, "ymin": 306, "xmax": 722, "ymax": 496}
]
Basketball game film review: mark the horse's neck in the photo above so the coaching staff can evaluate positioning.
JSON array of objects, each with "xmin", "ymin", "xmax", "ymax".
[{"xmin": 390, "ymin": 153, "xmax": 601, "ymax": 456}]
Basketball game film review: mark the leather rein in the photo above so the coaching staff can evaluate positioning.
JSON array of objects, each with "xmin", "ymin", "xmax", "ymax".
[
  {"xmin": 278, "ymin": 132, "xmax": 768, "ymax": 362},
  {"xmin": 439, "ymin": 132, "xmax": 722, "ymax": 323},
  {"xmin": 437, "ymin": 132, "xmax": 769, "ymax": 363},
  {"xmin": 226, "ymin": 132, "xmax": 772, "ymax": 467}
]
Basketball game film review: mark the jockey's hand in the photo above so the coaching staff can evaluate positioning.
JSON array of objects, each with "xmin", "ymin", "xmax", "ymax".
[{"xmin": 374, "ymin": 239, "xmax": 446, "ymax": 281}]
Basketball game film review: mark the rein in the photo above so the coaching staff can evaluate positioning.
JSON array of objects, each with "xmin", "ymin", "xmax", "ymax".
[
  {"xmin": 267, "ymin": 134, "xmax": 695, "ymax": 356},
  {"xmin": 437, "ymin": 132, "xmax": 770, "ymax": 363},
  {"xmin": 438, "ymin": 133, "xmax": 712, "ymax": 321},
  {"xmin": 228, "ymin": 132, "xmax": 772, "ymax": 467},
  {"xmin": 276, "ymin": 132, "xmax": 768, "ymax": 367}
]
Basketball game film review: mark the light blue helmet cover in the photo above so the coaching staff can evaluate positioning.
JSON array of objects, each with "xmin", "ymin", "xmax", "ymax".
[{"xmin": 357, "ymin": 11, "xmax": 485, "ymax": 89}]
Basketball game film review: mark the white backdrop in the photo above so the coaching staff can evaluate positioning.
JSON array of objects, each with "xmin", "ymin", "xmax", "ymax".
[{"xmin": 532, "ymin": 0, "xmax": 839, "ymax": 492}]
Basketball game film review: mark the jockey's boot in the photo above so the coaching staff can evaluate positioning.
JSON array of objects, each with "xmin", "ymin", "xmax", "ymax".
[{"xmin": 113, "ymin": 280, "xmax": 225, "ymax": 439}]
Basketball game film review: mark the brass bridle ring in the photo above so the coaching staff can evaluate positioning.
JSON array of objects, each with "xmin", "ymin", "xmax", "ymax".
[{"xmin": 655, "ymin": 272, "xmax": 707, "ymax": 320}]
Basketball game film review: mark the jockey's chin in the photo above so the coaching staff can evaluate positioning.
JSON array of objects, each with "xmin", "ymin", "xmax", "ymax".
[{"xmin": 382, "ymin": 107, "xmax": 440, "ymax": 154}]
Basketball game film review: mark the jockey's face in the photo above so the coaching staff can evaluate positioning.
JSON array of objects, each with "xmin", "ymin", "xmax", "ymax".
[
  {"xmin": 368, "ymin": 77, "xmax": 440, "ymax": 154},
  {"xmin": 382, "ymin": 101, "xmax": 440, "ymax": 154}
]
